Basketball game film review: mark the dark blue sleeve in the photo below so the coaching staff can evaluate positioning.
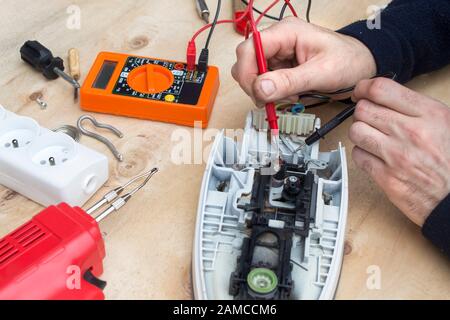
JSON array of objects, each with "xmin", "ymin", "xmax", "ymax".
[
  {"xmin": 422, "ymin": 195, "xmax": 450, "ymax": 258},
  {"xmin": 338, "ymin": 0, "xmax": 450, "ymax": 258},
  {"xmin": 337, "ymin": 0, "xmax": 450, "ymax": 83}
]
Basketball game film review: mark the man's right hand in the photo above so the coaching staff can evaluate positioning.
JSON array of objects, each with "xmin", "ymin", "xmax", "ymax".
[{"xmin": 232, "ymin": 17, "xmax": 378, "ymax": 106}]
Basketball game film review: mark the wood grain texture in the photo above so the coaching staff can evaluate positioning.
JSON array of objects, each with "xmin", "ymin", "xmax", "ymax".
[{"xmin": 0, "ymin": 0, "xmax": 448, "ymax": 300}]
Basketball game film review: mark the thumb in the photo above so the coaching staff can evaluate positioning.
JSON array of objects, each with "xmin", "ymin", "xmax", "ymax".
[{"xmin": 252, "ymin": 63, "xmax": 320, "ymax": 104}]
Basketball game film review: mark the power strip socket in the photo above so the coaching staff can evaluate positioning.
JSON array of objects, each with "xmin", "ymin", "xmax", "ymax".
[{"xmin": 0, "ymin": 104, "xmax": 109, "ymax": 207}]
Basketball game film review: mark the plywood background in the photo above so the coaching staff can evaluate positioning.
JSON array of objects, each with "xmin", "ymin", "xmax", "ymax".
[{"xmin": 0, "ymin": 0, "xmax": 448, "ymax": 299}]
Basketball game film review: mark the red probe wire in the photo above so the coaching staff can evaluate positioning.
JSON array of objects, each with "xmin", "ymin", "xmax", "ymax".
[
  {"xmin": 255, "ymin": 0, "xmax": 281, "ymax": 25},
  {"xmin": 187, "ymin": 0, "xmax": 299, "ymax": 132},
  {"xmin": 246, "ymin": 0, "xmax": 279, "ymax": 132},
  {"xmin": 284, "ymin": 1, "xmax": 298, "ymax": 18}
]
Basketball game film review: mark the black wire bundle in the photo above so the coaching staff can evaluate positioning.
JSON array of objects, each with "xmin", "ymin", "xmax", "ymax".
[
  {"xmin": 299, "ymin": 72, "xmax": 398, "ymax": 109},
  {"xmin": 241, "ymin": 0, "xmax": 313, "ymax": 23},
  {"xmin": 200, "ymin": 1, "xmax": 314, "ymax": 69}
]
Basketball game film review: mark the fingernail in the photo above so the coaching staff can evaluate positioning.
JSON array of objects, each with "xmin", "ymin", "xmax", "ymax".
[{"xmin": 260, "ymin": 79, "xmax": 276, "ymax": 97}]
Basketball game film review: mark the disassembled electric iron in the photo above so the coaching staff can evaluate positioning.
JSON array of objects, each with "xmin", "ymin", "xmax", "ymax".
[{"xmin": 193, "ymin": 109, "xmax": 348, "ymax": 300}]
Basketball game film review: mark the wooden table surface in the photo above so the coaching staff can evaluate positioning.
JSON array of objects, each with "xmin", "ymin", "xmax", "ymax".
[{"xmin": 0, "ymin": 0, "xmax": 449, "ymax": 300}]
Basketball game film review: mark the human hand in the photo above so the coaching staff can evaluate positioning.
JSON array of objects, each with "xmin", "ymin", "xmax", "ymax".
[
  {"xmin": 231, "ymin": 17, "xmax": 377, "ymax": 106},
  {"xmin": 350, "ymin": 78, "xmax": 450, "ymax": 227}
]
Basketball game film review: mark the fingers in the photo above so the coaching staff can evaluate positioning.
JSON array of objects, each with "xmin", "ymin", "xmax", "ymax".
[
  {"xmin": 353, "ymin": 99, "xmax": 408, "ymax": 136},
  {"xmin": 252, "ymin": 59, "xmax": 333, "ymax": 104},
  {"xmin": 232, "ymin": 20, "xmax": 300, "ymax": 99},
  {"xmin": 231, "ymin": 63, "xmax": 257, "ymax": 98},
  {"xmin": 352, "ymin": 146, "xmax": 389, "ymax": 186},
  {"xmin": 348, "ymin": 121, "xmax": 390, "ymax": 160},
  {"xmin": 353, "ymin": 78, "xmax": 425, "ymax": 117}
]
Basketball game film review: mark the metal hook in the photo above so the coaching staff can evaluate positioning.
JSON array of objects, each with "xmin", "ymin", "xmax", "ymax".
[{"xmin": 77, "ymin": 115, "xmax": 124, "ymax": 162}]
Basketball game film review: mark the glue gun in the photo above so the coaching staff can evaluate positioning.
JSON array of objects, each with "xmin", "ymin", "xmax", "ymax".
[{"xmin": 0, "ymin": 169, "xmax": 158, "ymax": 300}]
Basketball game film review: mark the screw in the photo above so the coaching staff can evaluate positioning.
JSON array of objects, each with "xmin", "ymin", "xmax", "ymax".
[
  {"xmin": 288, "ymin": 176, "xmax": 299, "ymax": 183},
  {"xmin": 29, "ymin": 92, "xmax": 48, "ymax": 110},
  {"xmin": 49, "ymin": 157, "xmax": 56, "ymax": 166},
  {"xmin": 12, "ymin": 139, "xmax": 19, "ymax": 148},
  {"xmin": 36, "ymin": 98, "xmax": 48, "ymax": 110}
]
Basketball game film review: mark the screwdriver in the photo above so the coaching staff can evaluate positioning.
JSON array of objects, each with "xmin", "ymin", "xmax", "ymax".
[
  {"xmin": 20, "ymin": 40, "xmax": 81, "ymax": 100},
  {"xmin": 196, "ymin": 0, "xmax": 210, "ymax": 23}
]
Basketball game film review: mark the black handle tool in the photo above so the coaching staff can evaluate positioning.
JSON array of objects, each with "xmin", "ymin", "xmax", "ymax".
[{"xmin": 20, "ymin": 40, "xmax": 81, "ymax": 100}]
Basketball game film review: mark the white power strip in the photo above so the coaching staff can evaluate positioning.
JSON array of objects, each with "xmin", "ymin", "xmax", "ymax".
[{"xmin": 0, "ymin": 104, "xmax": 109, "ymax": 207}]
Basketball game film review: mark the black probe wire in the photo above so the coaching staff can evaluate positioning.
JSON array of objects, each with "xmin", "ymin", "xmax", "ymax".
[
  {"xmin": 241, "ymin": 0, "xmax": 281, "ymax": 21},
  {"xmin": 305, "ymin": 0, "xmax": 312, "ymax": 23},
  {"xmin": 279, "ymin": 2, "xmax": 289, "ymax": 20},
  {"xmin": 205, "ymin": 0, "xmax": 222, "ymax": 49},
  {"xmin": 299, "ymin": 71, "xmax": 398, "ymax": 103}
]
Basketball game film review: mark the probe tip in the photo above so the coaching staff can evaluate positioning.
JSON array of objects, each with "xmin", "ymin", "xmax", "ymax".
[{"xmin": 202, "ymin": 12, "xmax": 210, "ymax": 24}]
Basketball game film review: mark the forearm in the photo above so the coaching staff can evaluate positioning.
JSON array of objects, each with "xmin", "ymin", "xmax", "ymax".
[{"xmin": 338, "ymin": 0, "xmax": 450, "ymax": 83}]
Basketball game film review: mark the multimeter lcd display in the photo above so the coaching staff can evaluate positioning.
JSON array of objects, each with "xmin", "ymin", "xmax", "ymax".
[{"xmin": 92, "ymin": 61, "xmax": 118, "ymax": 89}]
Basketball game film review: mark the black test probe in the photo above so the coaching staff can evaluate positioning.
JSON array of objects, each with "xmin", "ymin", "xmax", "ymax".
[{"xmin": 305, "ymin": 99, "xmax": 356, "ymax": 146}]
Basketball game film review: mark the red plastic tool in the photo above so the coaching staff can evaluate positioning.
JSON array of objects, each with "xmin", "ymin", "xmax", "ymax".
[
  {"xmin": 0, "ymin": 203, "xmax": 106, "ymax": 300},
  {"xmin": 0, "ymin": 169, "xmax": 158, "ymax": 300},
  {"xmin": 233, "ymin": 0, "xmax": 249, "ymax": 35}
]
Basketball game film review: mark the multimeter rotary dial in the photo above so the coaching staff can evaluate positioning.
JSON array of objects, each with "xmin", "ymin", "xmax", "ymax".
[
  {"xmin": 81, "ymin": 52, "xmax": 220, "ymax": 128},
  {"xmin": 127, "ymin": 64, "xmax": 174, "ymax": 94}
]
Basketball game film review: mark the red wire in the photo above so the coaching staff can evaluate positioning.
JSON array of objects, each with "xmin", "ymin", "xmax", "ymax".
[
  {"xmin": 187, "ymin": 0, "xmax": 298, "ymax": 132},
  {"xmin": 256, "ymin": 0, "xmax": 281, "ymax": 25},
  {"xmin": 285, "ymin": 1, "xmax": 298, "ymax": 17},
  {"xmin": 191, "ymin": 19, "xmax": 235, "ymax": 42}
]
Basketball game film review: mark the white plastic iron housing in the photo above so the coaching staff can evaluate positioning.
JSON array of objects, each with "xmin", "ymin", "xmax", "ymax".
[
  {"xmin": 193, "ymin": 110, "xmax": 349, "ymax": 300},
  {"xmin": 0, "ymin": 104, "xmax": 109, "ymax": 207}
]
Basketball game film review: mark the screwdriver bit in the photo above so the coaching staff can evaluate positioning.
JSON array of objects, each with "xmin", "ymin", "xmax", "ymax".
[{"xmin": 20, "ymin": 41, "xmax": 81, "ymax": 99}]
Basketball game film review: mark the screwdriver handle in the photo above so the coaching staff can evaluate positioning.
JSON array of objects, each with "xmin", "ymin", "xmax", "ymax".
[
  {"xmin": 68, "ymin": 48, "xmax": 80, "ymax": 80},
  {"xmin": 20, "ymin": 40, "xmax": 65, "ymax": 80}
]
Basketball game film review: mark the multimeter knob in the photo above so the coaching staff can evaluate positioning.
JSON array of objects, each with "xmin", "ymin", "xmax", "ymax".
[{"xmin": 127, "ymin": 64, "xmax": 174, "ymax": 94}]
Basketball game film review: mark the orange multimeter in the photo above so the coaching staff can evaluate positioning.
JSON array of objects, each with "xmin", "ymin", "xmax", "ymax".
[{"xmin": 80, "ymin": 52, "xmax": 220, "ymax": 128}]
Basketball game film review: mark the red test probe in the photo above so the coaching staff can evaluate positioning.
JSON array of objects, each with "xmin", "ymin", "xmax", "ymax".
[
  {"xmin": 187, "ymin": 0, "xmax": 298, "ymax": 133},
  {"xmin": 0, "ymin": 169, "xmax": 158, "ymax": 300}
]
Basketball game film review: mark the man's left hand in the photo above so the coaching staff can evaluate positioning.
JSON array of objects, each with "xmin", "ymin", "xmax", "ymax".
[{"xmin": 349, "ymin": 78, "xmax": 450, "ymax": 226}]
